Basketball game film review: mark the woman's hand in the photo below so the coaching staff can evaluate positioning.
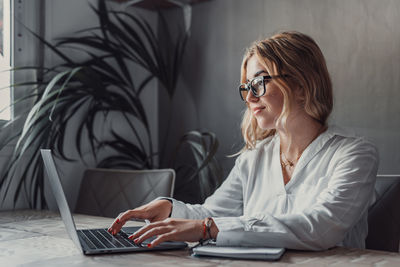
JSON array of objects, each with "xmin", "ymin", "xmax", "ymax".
[
  {"xmin": 108, "ymin": 199, "xmax": 172, "ymax": 235},
  {"xmin": 128, "ymin": 218, "xmax": 204, "ymax": 248}
]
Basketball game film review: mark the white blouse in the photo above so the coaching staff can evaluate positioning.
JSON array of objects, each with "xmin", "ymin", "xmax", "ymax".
[{"xmin": 166, "ymin": 125, "xmax": 379, "ymax": 250}]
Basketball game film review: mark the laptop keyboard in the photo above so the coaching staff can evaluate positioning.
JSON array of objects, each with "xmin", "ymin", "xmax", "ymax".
[{"xmin": 78, "ymin": 229, "xmax": 143, "ymax": 250}]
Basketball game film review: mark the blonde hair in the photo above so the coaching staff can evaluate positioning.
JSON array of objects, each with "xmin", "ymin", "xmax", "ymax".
[{"xmin": 240, "ymin": 31, "xmax": 333, "ymax": 151}]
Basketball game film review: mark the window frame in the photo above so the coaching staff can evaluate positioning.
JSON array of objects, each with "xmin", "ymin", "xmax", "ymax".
[
  {"xmin": 0, "ymin": 0, "xmax": 12, "ymax": 124},
  {"xmin": 0, "ymin": 0, "xmax": 43, "ymax": 155}
]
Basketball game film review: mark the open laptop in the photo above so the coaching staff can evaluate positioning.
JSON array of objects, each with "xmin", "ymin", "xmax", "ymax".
[{"xmin": 41, "ymin": 149, "xmax": 188, "ymax": 255}]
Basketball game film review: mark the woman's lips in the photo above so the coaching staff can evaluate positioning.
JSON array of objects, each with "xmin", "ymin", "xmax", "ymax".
[{"xmin": 253, "ymin": 107, "xmax": 265, "ymax": 115}]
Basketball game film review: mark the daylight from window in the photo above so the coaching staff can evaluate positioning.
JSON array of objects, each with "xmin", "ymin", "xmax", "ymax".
[
  {"xmin": 0, "ymin": 0, "xmax": 11, "ymax": 121},
  {"xmin": 0, "ymin": 66, "xmax": 10, "ymax": 121}
]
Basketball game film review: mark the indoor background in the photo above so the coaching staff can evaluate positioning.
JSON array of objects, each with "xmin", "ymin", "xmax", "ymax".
[{"xmin": 0, "ymin": 0, "xmax": 399, "ymax": 210}]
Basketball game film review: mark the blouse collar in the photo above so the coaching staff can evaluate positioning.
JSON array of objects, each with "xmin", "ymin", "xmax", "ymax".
[{"xmin": 273, "ymin": 124, "xmax": 356, "ymax": 189}]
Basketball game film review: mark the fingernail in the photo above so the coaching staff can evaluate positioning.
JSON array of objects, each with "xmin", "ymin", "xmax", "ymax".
[
  {"xmin": 116, "ymin": 219, "xmax": 120, "ymax": 223},
  {"xmin": 147, "ymin": 243, "xmax": 151, "ymax": 248},
  {"xmin": 134, "ymin": 238, "xmax": 139, "ymax": 243}
]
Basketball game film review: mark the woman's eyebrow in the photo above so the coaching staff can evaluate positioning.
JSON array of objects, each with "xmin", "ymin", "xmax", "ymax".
[
  {"xmin": 254, "ymin": 70, "xmax": 268, "ymax": 77},
  {"xmin": 247, "ymin": 70, "xmax": 268, "ymax": 82}
]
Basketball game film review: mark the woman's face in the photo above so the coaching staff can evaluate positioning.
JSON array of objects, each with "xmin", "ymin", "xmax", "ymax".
[{"xmin": 245, "ymin": 56, "xmax": 284, "ymax": 130}]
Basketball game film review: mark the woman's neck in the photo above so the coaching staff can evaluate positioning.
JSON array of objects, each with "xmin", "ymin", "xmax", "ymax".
[{"xmin": 278, "ymin": 113, "xmax": 325, "ymax": 161}]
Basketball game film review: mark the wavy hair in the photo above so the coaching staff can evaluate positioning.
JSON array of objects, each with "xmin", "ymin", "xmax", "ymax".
[{"xmin": 240, "ymin": 31, "xmax": 333, "ymax": 151}]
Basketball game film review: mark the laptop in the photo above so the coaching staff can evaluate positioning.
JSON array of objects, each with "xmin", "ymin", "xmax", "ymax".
[{"xmin": 41, "ymin": 149, "xmax": 188, "ymax": 255}]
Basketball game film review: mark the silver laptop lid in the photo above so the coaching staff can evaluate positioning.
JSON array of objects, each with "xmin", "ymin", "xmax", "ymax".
[{"xmin": 40, "ymin": 149, "xmax": 83, "ymax": 253}]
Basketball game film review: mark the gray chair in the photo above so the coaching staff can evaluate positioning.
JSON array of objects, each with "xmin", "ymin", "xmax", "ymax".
[
  {"xmin": 366, "ymin": 175, "xmax": 400, "ymax": 252},
  {"xmin": 75, "ymin": 168, "xmax": 175, "ymax": 218}
]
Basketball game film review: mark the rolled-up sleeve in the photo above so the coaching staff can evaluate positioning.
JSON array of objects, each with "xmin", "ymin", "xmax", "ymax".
[{"xmin": 213, "ymin": 139, "xmax": 378, "ymax": 250}]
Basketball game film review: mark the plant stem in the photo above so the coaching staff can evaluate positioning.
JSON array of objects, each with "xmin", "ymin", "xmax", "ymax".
[
  {"xmin": 159, "ymin": 98, "xmax": 172, "ymax": 168},
  {"xmin": 122, "ymin": 112, "xmax": 149, "ymax": 167},
  {"xmin": 145, "ymin": 124, "xmax": 154, "ymax": 168}
]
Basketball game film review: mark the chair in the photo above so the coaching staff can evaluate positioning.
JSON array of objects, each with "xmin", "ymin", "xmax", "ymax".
[
  {"xmin": 74, "ymin": 168, "xmax": 175, "ymax": 218},
  {"xmin": 365, "ymin": 175, "xmax": 400, "ymax": 252}
]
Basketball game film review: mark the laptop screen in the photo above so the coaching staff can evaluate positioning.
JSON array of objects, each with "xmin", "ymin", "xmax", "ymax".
[{"xmin": 41, "ymin": 149, "xmax": 83, "ymax": 253}]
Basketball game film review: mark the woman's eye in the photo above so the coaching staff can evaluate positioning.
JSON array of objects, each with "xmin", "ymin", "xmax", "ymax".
[{"xmin": 253, "ymin": 79, "xmax": 263, "ymax": 87}]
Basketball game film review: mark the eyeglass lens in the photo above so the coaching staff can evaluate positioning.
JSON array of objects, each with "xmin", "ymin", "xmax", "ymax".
[{"xmin": 239, "ymin": 76, "xmax": 265, "ymax": 101}]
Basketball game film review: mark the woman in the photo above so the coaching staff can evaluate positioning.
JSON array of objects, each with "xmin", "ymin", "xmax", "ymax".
[{"xmin": 108, "ymin": 31, "xmax": 378, "ymax": 251}]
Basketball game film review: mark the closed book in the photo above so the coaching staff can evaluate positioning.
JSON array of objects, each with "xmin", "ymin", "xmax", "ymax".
[{"xmin": 192, "ymin": 244, "xmax": 285, "ymax": 260}]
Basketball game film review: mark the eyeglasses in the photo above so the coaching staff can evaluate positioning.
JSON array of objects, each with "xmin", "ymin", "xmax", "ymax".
[{"xmin": 238, "ymin": 75, "xmax": 289, "ymax": 101}]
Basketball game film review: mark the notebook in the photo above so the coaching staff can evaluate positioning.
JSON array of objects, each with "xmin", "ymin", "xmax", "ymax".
[
  {"xmin": 41, "ymin": 149, "xmax": 188, "ymax": 255},
  {"xmin": 192, "ymin": 243, "xmax": 285, "ymax": 260}
]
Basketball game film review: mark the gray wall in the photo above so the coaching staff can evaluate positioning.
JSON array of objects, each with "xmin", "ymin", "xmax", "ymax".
[
  {"xmin": 169, "ymin": 0, "xmax": 400, "ymax": 177},
  {"xmin": 1, "ymin": 0, "xmax": 399, "ymax": 210}
]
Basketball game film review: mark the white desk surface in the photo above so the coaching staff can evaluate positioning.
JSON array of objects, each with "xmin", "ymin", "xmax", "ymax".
[{"xmin": 1, "ymin": 210, "xmax": 399, "ymax": 267}]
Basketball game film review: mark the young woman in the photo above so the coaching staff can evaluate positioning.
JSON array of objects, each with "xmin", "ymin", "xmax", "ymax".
[{"xmin": 108, "ymin": 31, "xmax": 378, "ymax": 251}]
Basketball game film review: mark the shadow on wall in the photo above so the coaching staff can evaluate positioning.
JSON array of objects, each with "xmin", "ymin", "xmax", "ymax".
[{"xmin": 173, "ymin": 0, "xmax": 400, "ymax": 175}]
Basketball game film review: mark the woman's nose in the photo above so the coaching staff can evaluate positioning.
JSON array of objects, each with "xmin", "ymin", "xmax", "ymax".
[{"xmin": 246, "ymin": 89, "xmax": 258, "ymax": 103}]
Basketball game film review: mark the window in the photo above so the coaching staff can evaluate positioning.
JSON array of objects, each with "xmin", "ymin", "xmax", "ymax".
[{"xmin": 0, "ymin": 0, "xmax": 11, "ymax": 121}]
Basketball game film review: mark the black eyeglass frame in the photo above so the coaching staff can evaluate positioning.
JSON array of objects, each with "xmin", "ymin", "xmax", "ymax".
[{"xmin": 238, "ymin": 75, "xmax": 289, "ymax": 101}]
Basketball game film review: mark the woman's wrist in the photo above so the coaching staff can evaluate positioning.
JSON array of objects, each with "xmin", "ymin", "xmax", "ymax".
[
  {"xmin": 208, "ymin": 218, "xmax": 219, "ymax": 240},
  {"xmin": 157, "ymin": 199, "xmax": 173, "ymax": 217},
  {"xmin": 201, "ymin": 217, "xmax": 218, "ymax": 241}
]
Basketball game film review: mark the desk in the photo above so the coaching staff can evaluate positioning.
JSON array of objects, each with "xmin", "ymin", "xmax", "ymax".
[{"xmin": 1, "ymin": 210, "xmax": 399, "ymax": 267}]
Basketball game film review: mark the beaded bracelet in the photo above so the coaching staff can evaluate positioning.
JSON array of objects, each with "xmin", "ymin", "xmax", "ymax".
[
  {"xmin": 199, "ymin": 217, "xmax": 213, "ymax": 245},
  {"xmin": 202, "ymin": 219, "xmax": 207, "ymax": 240}
]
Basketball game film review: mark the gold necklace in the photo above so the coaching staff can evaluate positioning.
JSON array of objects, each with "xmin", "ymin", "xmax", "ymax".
[
  {"xmin": 280, "ymin": 150, "xmax": 302, "ymax": 168},
  {"xmin": 280, "ymin": 125, "xmax": 326, "ymax": 169}
]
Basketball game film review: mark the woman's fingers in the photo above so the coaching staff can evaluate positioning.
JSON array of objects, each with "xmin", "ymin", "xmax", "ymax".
[
  {"xmin": 108, "ymin": 209, "xmax": 145, "ymax": 235},
  {"xmin": 128, "ymin": 220, "xmax": 168, "ymax": 240},
  {"xmin": 109, "ymin": 213, "xmax": 204, "ymax": 247},
  {"xmin": 131, "ymin": 225, "xmax": 173, "ymax": 245},
  {"xmin": 107, "ymin": 216, "xmax": 121, "ymax": 235},
  {"xmin": 107, "ymin": 199, "xmax": 173, "ymax": 235},
  {"xmin": 127, "ymin": 218, "xmax": 203, "ymax": 247},
  {"xmin": 148, "ymin": 233, "xmax": 174, "ymax": 248},
  {"xmin": 108, "ymin": 217, "xmax": 124, "ymax": 235}
]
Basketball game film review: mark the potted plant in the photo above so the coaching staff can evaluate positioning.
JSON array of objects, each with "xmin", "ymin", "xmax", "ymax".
[{"xmin": 0, "ymin": 0, "xmax": 222, "ymax": 209}]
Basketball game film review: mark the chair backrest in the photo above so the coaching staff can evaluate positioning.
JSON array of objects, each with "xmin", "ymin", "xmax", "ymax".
[
  {"xmin": 75, "ymin": 168, "xmax": 175, "ymax": 218},
  {"xmin": 365, "ymin": 175, "xmax": 400, "ymax": 252}
]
